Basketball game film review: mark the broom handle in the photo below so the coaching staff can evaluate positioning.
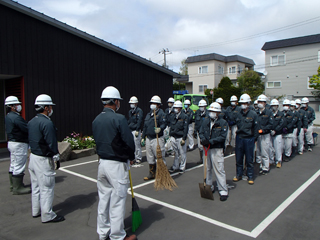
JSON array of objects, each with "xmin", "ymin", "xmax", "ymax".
[
  {"xmin": 153, "ymin": 109, "xmax": 159, "ymax": 146},
  {"xmin": 129, "ymin": 169, "xmax": 135, "ymax": 198}
]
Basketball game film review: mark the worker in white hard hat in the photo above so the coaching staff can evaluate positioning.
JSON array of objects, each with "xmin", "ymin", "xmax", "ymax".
[
  {"xmin": 164, "ymin": 97, "xmax": 176, "ymax": 154},
  {"xmin": 295, "ymin": 99, "xmax": 308, "ymax": 154},
  {"xmin": 215, "ymin": 97, "xmax": 227, "ymax": 120},
  {"xmin": 290, "ymin": 100, "xmax": 300, "ymax": 158},
  {"xmin": 93, "ymin": 86, "xmax": 136, "ymax": 240},
  {"xmin": 255, "ymin": 94, "xmax": 273, "ymax": 175},
  {"xmin": 225, "ymin": 95, "xmax": 240, "ymax": 151},
  {"xmin": 168, "ymin": 101, "xmax": 188, "ymax": 174},
  {"xmin": 282, "ymin": 99, "xmax": 298, "ymax": 162},
  {"xmin": 141, "ymin": 95, "xmax": 167, "ymax": 181},
  {"xmin": 253, "ymin": 100, "xmax": 258, "ymax": 111},
  {"xmin": 199, "ymin": 102, "xmax": 229, "ymax": 201},
  {"xmin": 28, "ymin": 94, "xmax": 64, "ymax": 223},
  {"xmin": 194, "ymin": 99, "xmax": 209, "ymax": 164},
  {"xmin": 183, "ymin": 99, "xmax": 194, "ymax": 151},
  {"xmin": 270, "ymin": 99, "xmax": 285, "ymax": 168},
  {"xmin": 128, "ymin": 96, "xmax": 143, "ymax": 164},
  {"xmin": 301, "ymin": 97, "xmax": 316, "ymax": 152},
  {"xmin": 233, "ymin": 93, "xmax": 258, "ymax": 185},
  {"xmin": 4, "ymin": 96, "xmax": 30, "ymax": 195}
]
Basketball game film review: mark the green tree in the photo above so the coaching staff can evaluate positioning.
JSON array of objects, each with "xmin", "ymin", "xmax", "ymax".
[
  {"xmin": 179, "ymin": 59, "xmax": 188, "ymax": 75},
  {"xmin": 173, "ymin": 82, "xmax": 186, "ymax": 90},
  {"xmin": 309, "ymin": 65, "xmax": 320, "ymax": 98},
  {"xmin": 237, "ymin": 70, "xmax": 264, "ymax": 101},
  {"xmin": 205, "ymin": 77, "xmax": 241, "ymax": 106}
]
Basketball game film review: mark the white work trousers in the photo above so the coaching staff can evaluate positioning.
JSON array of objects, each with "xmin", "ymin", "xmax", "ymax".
[
  {"xmin": 146, "ymin": 137, "xmax": 166, "ymax": 165},
  {"xmin": 97, "ymin": 160, "xmax": 129, "ymax": 240},
  {"xmin": 271, "ymin": 134, "xmax": 283, "ymax": 163},
  {"xmin": 306, "ymin": 123, "xmax": 314, "ymax": 145},
  {"xmin": 8, "ymin": 141, "xmax": 28, "ymax": 175},
  {"xmin": 187, "ymin": 124, "xmax": 194, "ymax": 149},
  {"xmin": 292, "ymin": 128, "xmax": 298, "ymax": 147},
  {"xmin": 282, "ymin": 133, "xmax": 293, "ymax": 157},
  {"xmin": 197, "ymin": 132, "xmax": 203, "ymax": 151},
  {"xmin": 256, "ymin": 134, "xmax": 271, "ymax": 171},
  {"xmin": 172, "ymin": 137, "xmax": 187, "ymax": 171},
  {"xmin": 298, "ymin": 128, "xmax": 305, "ymax": 153},
  {"xmin": 28, "ymin": 153, "xmax": 57, "ymax": 222},
  {"xmin": 131, "ymin": 130, "xmax": 141, "ymax": 161},
  {"xmin": 206, "ymin": 148, "xmax": 228, "ymax": 196}
]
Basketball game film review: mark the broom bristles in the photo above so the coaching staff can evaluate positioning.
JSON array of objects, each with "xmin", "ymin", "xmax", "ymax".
[{"xmin": 131, "ymin": 198, "xmax": 142, "ymax": 232}]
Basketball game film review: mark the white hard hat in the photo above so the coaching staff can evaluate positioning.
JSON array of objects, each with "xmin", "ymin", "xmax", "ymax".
[
  {"xmin": 208, "ymin": 102, "xmax": 221, "ymax": 112},
  {"xmin": 167, "ymin": 97, "xmax": 175, "ymax": 103},
  {"xmin": 301, "ymin": 97, "xmax": 309, "ymax": 103},
  {"xmin": 150, "ymin": 95, "xmax": 161, "ymax": 104},
  {"xmin": 101, "ymin": 86, "xmax": 122, "ymax": 100},
  {"xmin": 215, "ymin": 97, "xmax": 224, "ymax": 104},
  {"xmin": 230, "ymin": 95, "xmax": 238, "ymax": 101},
  {"xmin": 5, "ymin": 96, "xmax": 21, "ymax": 105},
  {"xmin": 173, "ymin": 100, "xmax": 183, "ymax": 108},
  {"xmin": 198, "ymin": 99, "xmax": 207, "ymax": 107},
  {"xmin": 129, "ymin": 96, "xmax": 138, "ymax": 103},
  {"xmin": 254, "ymin": 100, "xmax": 258, "ymax": 105},
  {"xmin": 239, "ymin": 94, "xmax": 251, "ymax": 103},
  {"xmin": 35, "ymin": 94, "xmax": 55, "ymax": 105},
  {"xmin": 290, "ymin": 100, "xmax": 296, "ymax": 106},
  {"xmin": 283, "ymin": 99, "xmax": 291, "ymax": 105},
  {"xmin": 270, "ymin": 99, "xmax": 279, "ymax": 106},
  {"xmin": 295, "ymin": 99, "xmax": 301, "ymax": 104},
  {"xmin": 257, "ymin": 94, "xmax": 268, "ymax": 102},
  {"xmin": 184, "ymin": 99, "xmax": 191, "ymax": 105}
]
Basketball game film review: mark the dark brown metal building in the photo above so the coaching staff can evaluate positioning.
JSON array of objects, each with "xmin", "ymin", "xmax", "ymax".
[{"xmin": 0, "ymin": 0, "xmax": 179, "ymax": 145}]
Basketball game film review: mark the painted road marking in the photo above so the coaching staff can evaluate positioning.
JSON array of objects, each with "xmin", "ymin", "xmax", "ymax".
[{"xmin": 58, "ymin": 154, "xmax": 319, "ymax": 238}]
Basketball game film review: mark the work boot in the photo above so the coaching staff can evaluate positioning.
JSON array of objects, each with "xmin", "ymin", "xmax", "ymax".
[
  {"xmin": 276, "ymin": 162, "xmax": 282, "ymax": 168},
  {"xmin": 308, "ymin": 145, "xmax": 312, "ymax": 152},
  {"xmin": 9, "ymin": 172, "xmax": 13, "ymax": 192},
  {"xmin": 124, "ymin": 235, "xmax": 137, "ymax": 240},
  {"xmin": 143, "ymin": 164, "xmax": 156, "ymax": 181},
  {"xmin": 12, "ymin": 173, "xmax": 31, "ymax": 195},
  {"xmin": 196, "ymin": 150, "xmax": 203, "ymax": 164}
]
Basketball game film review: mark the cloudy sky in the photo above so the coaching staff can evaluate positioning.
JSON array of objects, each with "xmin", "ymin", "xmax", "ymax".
[{"xmin": 15, "ymin": 0, "xmax": 320, "ymax": 73}]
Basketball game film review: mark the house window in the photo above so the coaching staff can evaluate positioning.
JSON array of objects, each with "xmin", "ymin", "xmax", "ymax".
[
  {"xmin": 198, "ymin": 66, "xmax": 208, "ymax": 74},
  {"xmin": 267, "ymin": 81, "xmax": 281, "ymax": 88},
  {"xmin": 308, "ymin": 76, "xmax": 315, "ymax": 89},
  {"xmin": 228, "ymin": 66, "xmax": 236, "ymax": 74},
  {"xmin": 218, "ymin": 65, "xmax": 224, "ymax": 74},
  {"xmin": 270, "ymin": 55, "xmax": 286, "ymax": 66},
  {"xmin": 199, "ymin": 85, "xmax": 208, "ymax": 93}
]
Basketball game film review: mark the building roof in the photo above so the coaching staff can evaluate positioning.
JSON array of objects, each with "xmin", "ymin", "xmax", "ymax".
[
  {"xmin": 1, "ymin": 0, "xmax": 180, "ymax": 78},
  {"xmin": 261, "ymin": 33, "xmax": 320, "ymax": 51},
  {"xmin": 185, "ymin": 53, "xmax": 255, "ymax": 66}
]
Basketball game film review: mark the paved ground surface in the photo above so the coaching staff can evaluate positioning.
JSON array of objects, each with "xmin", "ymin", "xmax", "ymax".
[{"xmin": 1, "ymin": 129, "xmax": 320, "ymax": 240}]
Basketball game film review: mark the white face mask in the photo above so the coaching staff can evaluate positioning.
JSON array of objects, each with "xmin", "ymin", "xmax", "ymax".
[
  {"xmin": 272, "ymin": 106, "xmax": 278, "ymax": 112},
  {"xmin": 283, "ymin": 106, "xmax": 289, "ymax": 111},
  {"xmin": 231, "ymin": 102, "xmax": 236, "ymax": 106},
  {"xmin": 168, "ymin": 103, "xmax": 173, "ymax": 108},
  {"xmin": 48, "ymin": 108, "xmax": 53, "ymax": 117},
  {"xmin": 209, "ymin": 112, "xmax": 217, "ymax": 119},
  {"xmin": 116, "ymin": 101, "xmax": 120, "ymax": 111},
  {"xmin": 16, "ymin": 105, "xmax": 22, "ymax": 113},
  {"xmin": 130, "ymin": 104, "xmax": 135, "ymax": 109},
  {"xmin": 241, "ymin": 104, "xmax": 248, "ymax": 110},
  {"xmin": 295, "ymin": 105, "xmax": 299, "ymax": 109},
  {"xmin": 301, "ymin": 104, "xmax": 307, "ymax": 108},
  {"xmin": 290, "ymin": 106, "xmax": 295, "ymax": 111},
  {"xmin": 258, "ymin": 103, "xmax": 264, "ymax": 109},
  {"xmin": 150, "ymin": 104, "xmax": 157, "ymax": 110},
  {"xmin": 199, "ymin": 107, "xmax": 205, "ymax": 112},
  {"xmin": 174, "ymin": 108, "xmax": 180, "ymax": 114}
]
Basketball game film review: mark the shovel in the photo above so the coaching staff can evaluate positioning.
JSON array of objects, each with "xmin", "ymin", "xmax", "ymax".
[{"xmin": 199, "ymin": 145, "xmax": 214, "ymax": 200}]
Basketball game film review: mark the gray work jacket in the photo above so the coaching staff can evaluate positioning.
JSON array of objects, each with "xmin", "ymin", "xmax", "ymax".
[
  {"xmin": 128, "ymin": 107, "xmax": 143, "ymax": 131},
  {"xmin": 5, "ymin": 111, "xmax": 28, "ymax": 143},
  {"xmin": 235, "ymin": 109, "xmax": 259, "ymax": 140}
]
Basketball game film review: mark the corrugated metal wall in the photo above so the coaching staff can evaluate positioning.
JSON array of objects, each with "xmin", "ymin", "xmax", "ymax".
[{"xmin": 0, "ymin": 4, "xmax": 172, "ymax": 140}]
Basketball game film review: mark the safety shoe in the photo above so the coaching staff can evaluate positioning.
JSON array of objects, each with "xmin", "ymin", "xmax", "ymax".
[
  {"xmin": 134, "ymin": 160, "xmax": 141, "ymax": 165},
  {"xmin": 168, "ymin": 167, "xmax": 178, "ymax": 173},
  {"xmin": 43, "ymin": 215, "xmax": 65, "ymax": 223},
  {"xmin": 308, "ymin": 146, "xmax": 312, "ymax": 152},
  {"xmin": 276, "ymin": 162, "xmax": 282, "ymax": 168},
  {"xmin": 247, "ymin": 179, "xmax": 254, "ymax": 185},
  {"xmin": 283, "ymin": 156, "xmax": 290, "ymax": 162},
  {"xmin": 33, "ymin": 214, "xmax": 41, "ymax": 218},
  {"xmin": 220, "ymin": 195, "xmax": 228, "ymax": 201},
  {"xmin": 262, "ymin": 170, "xmax": 269, "ymax": 175},
  {"xmin": 178, "ymin": 169, "xmax": 185, "ymax": 174},
  {"xmin": 124, "ymin": 235, "xmax": 137, "ymax": 240},
  {"xmin": 298, "ymin": 152, "xmax": 303, "ymax": 155},
  {"xmin": 233, "ymin": 176, "xmax": 242, "ymax": 182}
]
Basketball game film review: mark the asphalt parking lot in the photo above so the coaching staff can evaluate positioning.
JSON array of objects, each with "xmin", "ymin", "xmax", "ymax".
[{"xmin": 1, "ymin": 132, "xmax": 320, "ymax": 240}]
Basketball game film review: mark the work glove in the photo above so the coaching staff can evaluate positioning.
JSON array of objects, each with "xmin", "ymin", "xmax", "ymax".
[
  {"xmin": 201, "ymin": 139, "xmax": 210, "ymax": 147},
  {"xmin": 282, "ymin": 128, "xmax": 288, "ymax": 134},
  {"xmin": 154, "ymin": 127, "xmax": 161, "ymax": 134},
  {"xmin": 304, "ymin": 128, "xmax": 307, "ymax": 133},
  {"xmin": 271, "ymin": 130, "xmax": 276, "ymax": 136},
  {"xmin": 141, "ymin": 138, "xmax": 145, "ymax": 147},
  {"xmin": 53, "ymin": 154, "xmax": 60, "ymax": 170},
  {"xmin": 135, "ymin": 131, "xmax": 139, "ymax": 137},
  {"xmin": 180, "ymin": 139, "xmax": 185, "ymax": 146}
]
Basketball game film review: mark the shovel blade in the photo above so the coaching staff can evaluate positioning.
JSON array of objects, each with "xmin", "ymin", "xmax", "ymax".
[{"xmin": 199, "ymin": 183, "xmax": 214, "ymax": 200}]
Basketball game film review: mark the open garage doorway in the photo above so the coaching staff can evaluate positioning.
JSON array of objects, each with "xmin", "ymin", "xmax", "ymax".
[{"xmin": 0, "ymin": 75, "xmax": 24, "ymax": 148}]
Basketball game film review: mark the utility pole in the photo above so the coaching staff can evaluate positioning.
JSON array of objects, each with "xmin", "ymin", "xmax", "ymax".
[{"xmin": 159, "ymin": 48, "xmax": 171, "ymax": 68}]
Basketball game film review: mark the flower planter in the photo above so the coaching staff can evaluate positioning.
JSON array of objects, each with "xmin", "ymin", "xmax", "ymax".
[{"xmin": 70, "ymin": 148, "xmax": 96, "ymax": 160}]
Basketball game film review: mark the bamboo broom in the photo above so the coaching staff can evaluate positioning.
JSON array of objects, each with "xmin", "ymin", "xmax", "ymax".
[{"xmin": 153, "ymin": 109, "xmax": 177, "ymax": 191}]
